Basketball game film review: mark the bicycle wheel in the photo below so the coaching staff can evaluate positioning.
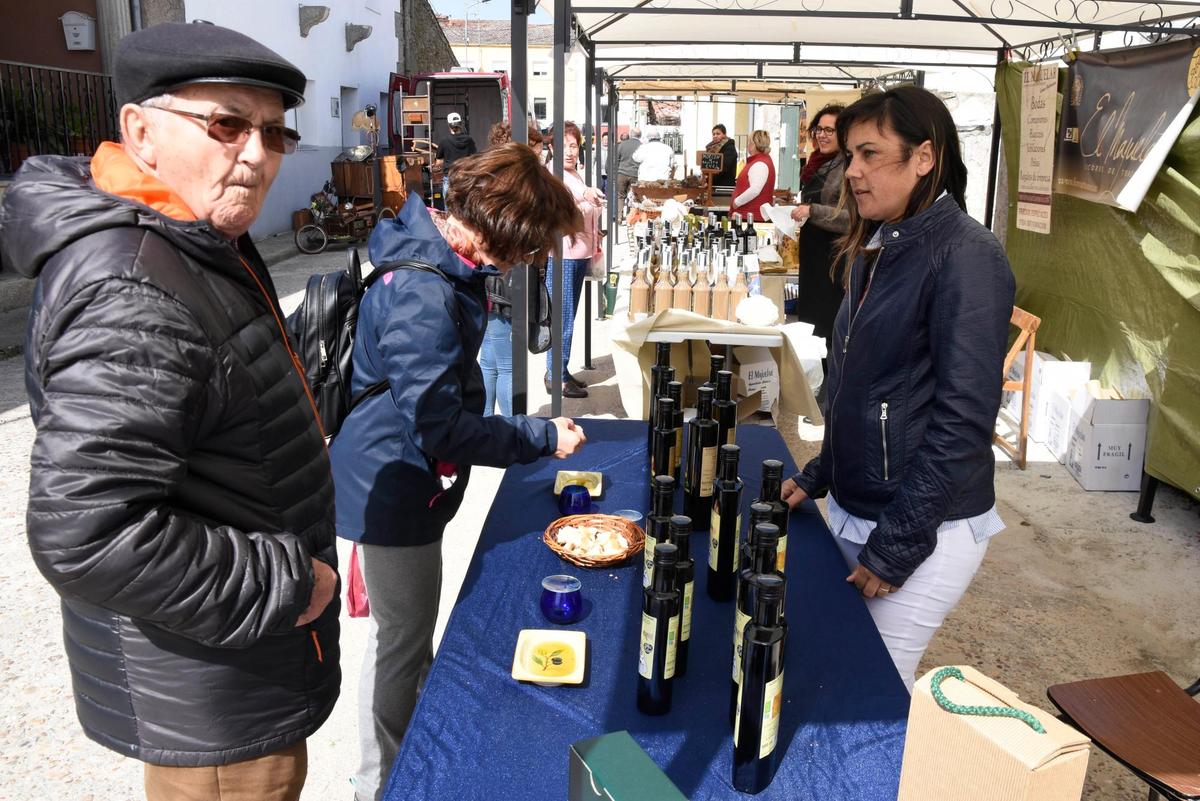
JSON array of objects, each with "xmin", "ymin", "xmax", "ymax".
[
  {"xmin": 377, "ymin": 206, "xmax": 397, "ymax": 221},
  {"xmin": 295, "ymin": 224, "xmax": 328, "ymax": 255}
]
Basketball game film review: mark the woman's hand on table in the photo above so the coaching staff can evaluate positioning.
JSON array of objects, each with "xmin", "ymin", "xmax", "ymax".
[
  {"xmin": 551, "ymin": 417, "xmax": 587, "ymax": 458},
  {"xmin": 790, "ymin": 204, "xmax": 811, "ymax": 223},
  {"xmin": 846, "ymin": 564, "xmax": 897, "ymax": 599},
  {"xmin": 781, "ymin": 478, "xmax": 808, "ymax": 509}
]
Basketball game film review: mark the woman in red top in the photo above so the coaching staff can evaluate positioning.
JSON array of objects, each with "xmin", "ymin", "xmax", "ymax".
[{"xmin": 730, "ymin": 129, "xmax": 776, "ymax": 221}]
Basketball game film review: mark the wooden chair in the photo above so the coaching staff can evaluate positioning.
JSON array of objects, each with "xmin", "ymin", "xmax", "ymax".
[
  {"xmin": 1047, "ymin": 672, "xmax": 1200, "ymax": 800},
  {"xmin": 994, "ymin": 306, "xmax": 1041, "ymax": 470}
]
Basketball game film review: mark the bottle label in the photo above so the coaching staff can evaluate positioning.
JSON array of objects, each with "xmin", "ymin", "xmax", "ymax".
[
  {"xmin": 726, "ymin": 425, "xmax": 737, "ymax": 446},
  {"xmin": 673, "ymin": 430, "xmax": 683, "ymax": 471},
  {"xmin": 699, "ymin": 446, "xmax": 718, "ymax": 497},
  {"xmin": 760, "ymin": 672, "xmax": 784, "ymax": 759},
  {"xmin": 777, "ymin": 534, "xmax": 788, "ymax": 574},
  {"xmin": 709, "ymin": 507, "xmax": 721, "ymax": 570},
  {"xmin": 664, "ymin": 614, "xmax": 679, "ymax": 679},
  {"xmin": 681, "ymin": 580, "xmax": 694, "ymax": 641},
  {"xmin": 643, "ymin": 534, "xmax": 656, "ymax": 589},
  {"xmin": 732, "ymin": 607, "xmax": 751, "ymax": 681},
  {"xmin": 638, "ymin": 612, "xmax": 656, "ymax": 679}
]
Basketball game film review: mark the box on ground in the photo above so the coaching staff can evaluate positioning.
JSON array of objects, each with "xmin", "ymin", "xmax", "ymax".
[
  {"xmin": 1061, "ymin": 383, "xmax": 1149, "ymax": 491},
  {"xmin": 898, "ymin": 666, "xmax": 1090, "ymax": 801},
  {"xmin": 568, "ymin": 730, "xmax": 687, "ymax": 801},
  {"xmin": 1002, "ymin": 352, "xmax": 1091, "ymax": 447}
]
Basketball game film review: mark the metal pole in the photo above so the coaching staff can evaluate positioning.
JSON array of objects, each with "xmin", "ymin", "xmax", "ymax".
[
  {"xmin": 510, "ymin": 0, "xmax": 530, "ymax": 415},
  {"xmin": 595, "ymin": 66, "xmax": 606, "ymax": 322},
  {"xmin": 984, "ymin": 48, "xmax": 1004, "ymax": 231},
  {"xmin": 582, "ymin": 44, "xmax": 595, "ymax": 369},
  {"xmin": 550, "ymin": 0, "xmax": 570, "ymax": 416}
]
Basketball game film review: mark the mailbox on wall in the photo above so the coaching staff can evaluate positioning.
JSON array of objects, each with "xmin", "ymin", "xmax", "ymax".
[{"xmin": 60, "ymin": 11, "xmax": 96, "ymax": 51}]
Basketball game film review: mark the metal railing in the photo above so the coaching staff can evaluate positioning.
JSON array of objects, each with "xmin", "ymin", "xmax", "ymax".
[{"xmin": 1, "ymin": 60, "xmax": 118, "ymax": 177}]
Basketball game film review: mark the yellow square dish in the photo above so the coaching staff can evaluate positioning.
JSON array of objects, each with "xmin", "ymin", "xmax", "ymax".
[
  {"xmin": 554, "ymin": 470, "xmax": 603, "ymax": 498},
  {"xmin": 511, "ymin": 629, "xmax": 587, "ymax": 686}
]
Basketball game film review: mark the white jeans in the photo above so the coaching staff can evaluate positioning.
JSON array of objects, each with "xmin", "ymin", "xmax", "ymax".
[{"xmin": 834, "ymin": 530, "xmax": 989, "ymax": 692}]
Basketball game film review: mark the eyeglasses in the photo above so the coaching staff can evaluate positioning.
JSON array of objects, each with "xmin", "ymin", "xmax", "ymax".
[
  {"xmin": 811, "ymin": 126, "xmax": 837, "ymax": 138},
  {"xmin": 149, "ymin": 106, "xmax": 301, "ymax": 155}
]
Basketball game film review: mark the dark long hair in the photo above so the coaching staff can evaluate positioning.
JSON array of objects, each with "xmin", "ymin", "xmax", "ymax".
[{"xmin": 833, "ymin": 86, "xmax": 967, "ymax": 269}]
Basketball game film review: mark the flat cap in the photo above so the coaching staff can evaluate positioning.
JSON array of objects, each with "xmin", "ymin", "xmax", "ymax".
[{"xmin": 116, "ymin": 21, "xmax": 306, "ymax": 109}]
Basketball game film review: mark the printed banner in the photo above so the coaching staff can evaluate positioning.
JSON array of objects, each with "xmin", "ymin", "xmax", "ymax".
[
  {"xmin": 1017, "ymin": 64, "xmax": 1059, "ymax": 233},
  {"xmin": 1055, "ymin": 39, "xmax": 1200, "ymax": 212}
]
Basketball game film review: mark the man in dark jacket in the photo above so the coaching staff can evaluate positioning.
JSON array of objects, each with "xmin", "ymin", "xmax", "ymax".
[
  {"xmin": 435, "ymin": 111, "xmax": 478, "ymax": 202},
  {"xmin": 0, "ymin": 22, "xmax": 338, "ymax": 800}
]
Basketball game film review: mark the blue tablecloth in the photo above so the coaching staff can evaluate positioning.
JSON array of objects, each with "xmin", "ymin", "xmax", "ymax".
[{"xmin": 384, "ymin": 419, "xmax": 908, "ymax": 800}]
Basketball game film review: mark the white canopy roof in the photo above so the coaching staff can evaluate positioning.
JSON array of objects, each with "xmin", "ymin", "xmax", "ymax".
[{"xmin": 567, "ymin": 0, "xmax": 1200, "ymax": 53}]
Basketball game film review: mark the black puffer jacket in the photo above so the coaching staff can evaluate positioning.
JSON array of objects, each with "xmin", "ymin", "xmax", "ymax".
[
  {"xmin": 0, "ymin": 155, "xmax": 339, "ymax": 766},
  {"xmin": 793, "ymin": 195, "xmax": 1015, "ymax": 586}
]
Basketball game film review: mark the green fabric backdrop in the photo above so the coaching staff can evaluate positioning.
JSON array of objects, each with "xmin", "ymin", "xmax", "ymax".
[{"xmin": 996, "ymin": 62, "xmax": 1199, "ymax": 500}]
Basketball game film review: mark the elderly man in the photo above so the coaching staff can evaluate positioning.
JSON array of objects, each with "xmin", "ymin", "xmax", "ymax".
[
  {"xmin": 0, "ymin": 22, "xmax": 338, "ymax": 801},
  {"xmin": 614, "ymin": 127, "xmax": 642, "ymax": 218},
  {"xmin": 632, "ymin": 128, "xmax": 676, "ymax": 182}
]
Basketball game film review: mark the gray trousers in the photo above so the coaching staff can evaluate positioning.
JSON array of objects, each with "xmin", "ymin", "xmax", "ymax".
[{"xmin": 354, "ymin": 540, "xmax": 443, "ymax": 801}]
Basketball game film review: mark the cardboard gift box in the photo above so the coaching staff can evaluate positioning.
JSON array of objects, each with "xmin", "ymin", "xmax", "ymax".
[
  {"xmin": 1002, "ymin": 351, "xmax": 1091, "ymax": 446},
  {"xmin": 898, "ymin": 666, "xmax": 1090, "ymax": 801},
  {"xmin": 568, "ymin": 731, "xmax": 687, "ymax": 801}
]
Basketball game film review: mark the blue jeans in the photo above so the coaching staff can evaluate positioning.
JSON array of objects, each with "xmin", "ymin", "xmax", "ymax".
[
  {"xmin": 480, "ymin": 311, "xmax": 513, "ymax": 416},
  {"xmin": 544, "ymin": 256, "xmax": 589, "ymax": 376}
]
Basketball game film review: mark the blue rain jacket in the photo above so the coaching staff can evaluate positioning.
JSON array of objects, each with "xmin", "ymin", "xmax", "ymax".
[{"xmin": 331, "ymin": 193, "xmax": 557, "ymax": 546}]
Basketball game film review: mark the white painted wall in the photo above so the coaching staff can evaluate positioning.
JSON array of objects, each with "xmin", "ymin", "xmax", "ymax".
[
  {"xmin": 449, "ymin": 42, "xmax": 588, "ymax": 129},
  {"xmin": 183, "ymin": 0, "xmax": 401, "ymax": 236}
]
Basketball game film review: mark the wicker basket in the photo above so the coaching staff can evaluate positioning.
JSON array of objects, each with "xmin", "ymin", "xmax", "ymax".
[{"xmin": 543, "ymin": 514, "xmax": 645, "ymax": 568}]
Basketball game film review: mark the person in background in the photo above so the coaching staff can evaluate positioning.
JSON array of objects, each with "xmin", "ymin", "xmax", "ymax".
[
  {"xmin": 792, "ymin": 103, "xmax": 849, "ymax": 400},
  {"xmin": 332, "ymin": 143, "xmax": 588, "ymax": 801},
  {"xmin": 544, "ymin": 121, "xmax": 605, "ymax": 399},
  {"xmin": 0, "ymin": 22, "xmax": 338, "ymax": 800},
  {"xmin": 615, "ymin": 127, "xmax": 642, "ymax": 219},
  {"xmin": 781, "ymin": 86, "xmax": 1015, "ymax": 692},
  {"xmin": 435, "ymin": 111, "xmax": 477, "ymax": 202},
  {"xmin": 730, "ymin": 129, "xmax": 776, "ymax": 221},
  {"xmin": 707, "ymin": 123, "xmax": 739, "ymax": 188},
  {"xmin": 487, "ymin": 122, "xmax": 511, "ymax": 149},
  {"xmin": 632, "ymin": 128, "xmax": 675, "ymax": 182}
]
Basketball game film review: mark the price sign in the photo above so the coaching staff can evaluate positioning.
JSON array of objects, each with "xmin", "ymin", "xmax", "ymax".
[{"xmin": 697, "ymin": 151, "xmax": 723, "ymax": 173}]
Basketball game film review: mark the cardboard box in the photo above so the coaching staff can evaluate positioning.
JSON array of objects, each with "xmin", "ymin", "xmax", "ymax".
[
  {"xmin": 1064, "ymin": 386, "xmax": 1149, "ymax": 491},
  {"xmin": 568, "ymin": 731, "xmax": 687, "ymax": 801},
  {"xmin": 1002, "ymin": 352, "xmax": 1091, "ymax": 444},
  {"xmin": 733, "ymin": 346, "xmax": 779, "ymax": 414},
  {"xmin": 898, "ymin": 666, "xmax": 1090, "ymax": 801}
]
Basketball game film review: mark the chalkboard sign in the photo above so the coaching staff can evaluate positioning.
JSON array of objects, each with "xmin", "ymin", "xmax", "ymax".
[{"xmin": 697, "ymin": 151, "xmax": 723, "ymax": 173}]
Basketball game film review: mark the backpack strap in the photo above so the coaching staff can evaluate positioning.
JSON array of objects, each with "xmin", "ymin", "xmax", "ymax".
[{"xmin": 347, "ymin": 259, "xmax": 454, "ymax": 413}]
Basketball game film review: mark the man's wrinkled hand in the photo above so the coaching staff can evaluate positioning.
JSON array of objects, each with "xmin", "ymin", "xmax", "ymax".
[{"xmin": 296, "ymin": 558, "xmax": 338, "ymax": 626}]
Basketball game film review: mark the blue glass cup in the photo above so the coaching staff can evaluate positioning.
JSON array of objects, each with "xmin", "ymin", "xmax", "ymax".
[
  {"xmin": 540, "ymin": 574, "xmax": 583, "ymax": 625},
  {"xmin": 558, "ymin": 484, "xmax": 592, "ymax": 516}
]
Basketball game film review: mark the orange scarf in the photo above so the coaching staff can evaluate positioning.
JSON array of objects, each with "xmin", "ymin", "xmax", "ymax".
[{"xmin": 90, "ymin": 142, "xmax": 197, "ymax": 221}]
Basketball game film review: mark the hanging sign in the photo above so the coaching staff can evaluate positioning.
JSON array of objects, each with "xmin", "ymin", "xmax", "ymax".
[
  {"xmin": 1055, "ymin": 39, "xmax": 1200, "ymax": 212},
  {"xmin": 1017, "ymin": 64, "xmax": 1059, "ymax": 234}
]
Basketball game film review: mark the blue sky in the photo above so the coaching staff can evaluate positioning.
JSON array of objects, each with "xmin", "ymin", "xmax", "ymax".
[{"xmin": 429, "ymin": 0, "xmax": 552, "ymax": 23}]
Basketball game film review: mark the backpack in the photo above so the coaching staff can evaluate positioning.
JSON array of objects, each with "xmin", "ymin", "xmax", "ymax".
[{"xmin": 285, "ymin": 249, "xmax": 446, "ymax": 438}]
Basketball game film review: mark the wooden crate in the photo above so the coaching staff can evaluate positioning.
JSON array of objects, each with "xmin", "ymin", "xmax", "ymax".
[
  {"xmin": 291, "ymin": 208, "xmax": 312, "ymax": 232},
  {"xmin": 331, "ymin": 159, "xmax": 375, "ymax": 198},
  {"xmin": 402, "ymin": 96, "xmax": 429, "ymax": 111}
]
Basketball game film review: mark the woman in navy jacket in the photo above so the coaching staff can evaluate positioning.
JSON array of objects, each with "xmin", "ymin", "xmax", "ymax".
[
  {"xmin": 782, "ymin": 87, "xmax": 1016, "ymax": 690},
  {"xmin": 331, "ymin": 144, "xmax": 587, "ymax": 801}
]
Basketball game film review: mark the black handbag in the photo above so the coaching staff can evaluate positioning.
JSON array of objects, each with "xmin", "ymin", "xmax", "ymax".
[{"xmin": 486, "ymin": 266, "xmax": 552, "ymax": 354}]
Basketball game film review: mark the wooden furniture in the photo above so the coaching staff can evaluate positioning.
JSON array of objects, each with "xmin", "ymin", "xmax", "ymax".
[
  {"xmin": 331, "ymin": 158, "xmax": 376, "ymax": 199},
  {"xmin": 1048, "ymin": 672, "xmax": 1200, "ymax": 800},
  {"xmin": 994, "ymin": 305, "xmax": 1041, "ymax": 470},
  {"xmin": 397, "ymin": 92, "xmax": 432, "ymax": 201}
]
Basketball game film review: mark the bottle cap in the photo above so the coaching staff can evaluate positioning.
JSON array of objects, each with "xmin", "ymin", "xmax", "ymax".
[
  {"xmin": 749, "ymin": 501, "xmax": 773, "ymax": 523},
  {"xmin": 653, "ymin": 542, "xmax": 679, "ymax": 568},
  {"xmin": 716, "ymin": 370, "xmax": 733, "ymax": 391},
  {"xmin": 669, "ymin": 515, "xmax": 692, "ymax": 540},
  {"xmin": 752, "ymin": 522, "xmax": 779, "ymax": 548},
  {"xmin": 719, "ymin": 443, "xmax": 741, "ymax": 464},
  {"xmin": 762, "ymin": 459, "xmax": 784, "ymax": 479},
  {"xmin": 656, "ymin": 396, "xmax": 675, "ymax": 419},
  {"xmin": 752, "ymin": 572, "xmax": 785, "ymax": 601},
  {"xmin": 653, "ymin": 475, "xmax": 676, "ymax": 493}
]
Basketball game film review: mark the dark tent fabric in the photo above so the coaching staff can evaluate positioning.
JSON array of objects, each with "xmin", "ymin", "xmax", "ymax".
[{"xmin": 996, "ymin": 61, "xmax": 1200, "ymax": 501}]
